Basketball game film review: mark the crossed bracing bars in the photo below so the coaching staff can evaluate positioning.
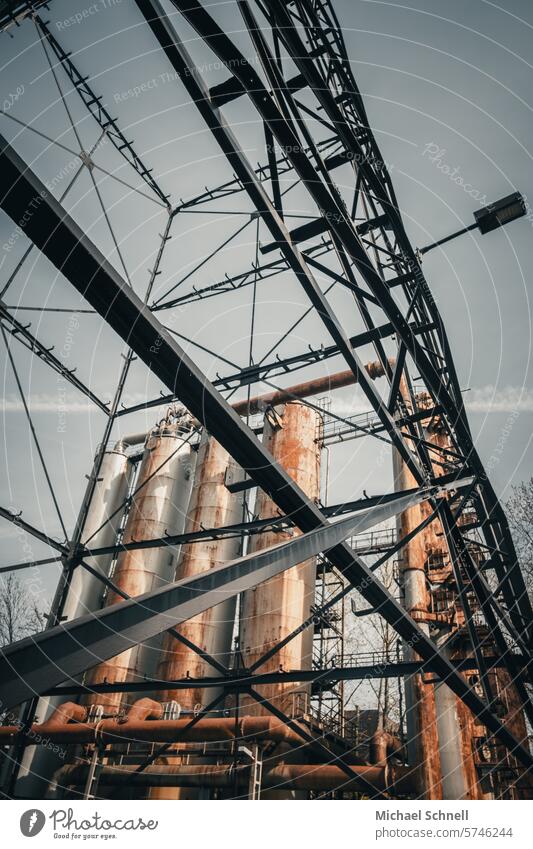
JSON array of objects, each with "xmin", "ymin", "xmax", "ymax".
[
  {"xmin": 0, "ymin": 130, "xmax": 532, "ymax": 771},
  {"xmin": 0, "ymin": 0, "xmax": 531, "ymax": 775},
  {"xmin": 134, "ymin": 0, "xmax": 532, "ymax": 647}
]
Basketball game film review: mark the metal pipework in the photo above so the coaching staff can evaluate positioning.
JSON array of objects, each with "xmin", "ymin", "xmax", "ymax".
[
  {"xmin": 393, "ymin": 445, "xmax": 442, "ymax": 799},
  {"xmin": 231, "ymin": 359, "xmax": 387, "ymax": 416},
  {"xmin": 369, "ymin": 731, "xmax": 405, "ymax": 766},
  {"xmin": 0, "ymin": 707, "xmax": 321, "ymax": 748},
  {"xmin": 51, "ymin": 762, "xmax": 415, "ymax": 796},
  {"xmin": 240, "ymin": 401, "xmax": 321, "ymax": 719},
  {"xmin": 85, "ymin": 420, "xmax": 195, "ymax": 712},
  {"xmin": 424, "ymin": 422, "xmax": 481, "ymax": 801},
  {"xmin": 15, "ymin": 443, "xmax": 134, "ymax": 799},
  {"xmin": 110, "ymin": 359, "xmax": 388, "ymax": 450}
]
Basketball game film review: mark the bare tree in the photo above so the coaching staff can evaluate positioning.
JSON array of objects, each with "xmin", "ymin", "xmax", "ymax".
[
  {"xmin": 0, "ymin": 574, "xmax": 48, "ymax": 646},
  {"xmin": 506, "ymin": 477, "xmax": 533, "ymax": 601},
  {"xmin": 346, "ymin": 552, "xmax": 402, "ymax": 728}
]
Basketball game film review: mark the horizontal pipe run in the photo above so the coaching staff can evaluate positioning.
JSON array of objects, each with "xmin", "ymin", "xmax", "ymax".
[
  {"xmin": 0, "ymin": 715, "xmax": 316, "ymax": 748},
  {"xmin": 53, "ymin": 763, "xmax": 414, "ymax": 795},
  {"xmin": 231, "ymin": 359, "xmax": 387, "ymax": 415},
  {"xmin": 109, "ymin": 361, "xmax": 389, "ymax": 449}
]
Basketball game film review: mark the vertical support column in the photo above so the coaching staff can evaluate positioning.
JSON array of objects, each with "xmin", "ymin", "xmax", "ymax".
[
  {"xmin": 427, "ymin": 422, "xmax": 480, "ymax": 800},
  {"xmin": 394, "ymin": 401, "xmax": 481, "ymax": 800},
  {"xmin": 434, "ymin": 632, "xmax": 479, "ymax": 799}
]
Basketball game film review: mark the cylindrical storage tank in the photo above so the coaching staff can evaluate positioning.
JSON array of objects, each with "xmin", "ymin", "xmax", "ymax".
[
  {"xmin": 84, "ymin": 420, "xmax": 195, "ymax": 713},
  {"xmin": 66, "ymin": 446, "xmax": 136, "ymax": 619},
  {"xmin": 148, "ymin": 434, "xmax": 244, "ymax": 801},
  {"xmin": 15, "ymin": 444, "xmax": 134, "ymax": 799},
  {"xmin": 239, "ymin": 401, "xmax": 321, "ymax": 717},
  {"xmin": 155, "ymin": 433, "xmax": 244, "ymax": 708}
]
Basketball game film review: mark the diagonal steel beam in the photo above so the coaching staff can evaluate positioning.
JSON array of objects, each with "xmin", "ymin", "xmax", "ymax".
[
  {"xmin": 0, "ymin": 486, "xmax": 436, "ymax": 710},
  {"xmin": 0, "ymin": 505, "xmax": 67, "ymax": 553},
  {"xmin": 168, "ymin": 0, "xmax": 533, "ymax": 645},
  {"xmin": 0, "ymin": 133, "xmax": 531, "ymax": 768},
  {"xmin": 264, "ymin": 0, "xmax": 533, "ymax": 646},
  {"xmin": 34, "ymin": 15, "xmax": 169, "ymax": 207}
]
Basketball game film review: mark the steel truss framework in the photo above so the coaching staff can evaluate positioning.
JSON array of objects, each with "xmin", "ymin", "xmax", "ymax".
[{"xmin": 0, "ymin": 0, "xmax": 532, "ymax": 798}]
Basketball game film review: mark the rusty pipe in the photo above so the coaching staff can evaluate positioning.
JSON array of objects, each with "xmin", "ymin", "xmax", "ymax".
[
  {"xmin": 113, "ymin": 359, "xmax": 390, "ymax": 447},
  {"xmin": 0, "ymin": 715, "xmax": 315, "ymax": 747},
  {"xmin": 231, "ymin": 358, "xmax": 390, "ymax": 416},
  {"xmin": 43, "ymin": 701, "xmax": 87, "ymax": 727},
  {"xmin": 119, "ymin": 698, "xmax": 163, "ymax": 723},
  {"xmin": 369, "ymin": 731, "xmax": 404, "ymax": 765},
  {"xmin": 52, "ymin": 762, "xmax": 414, "ymax": 794}
]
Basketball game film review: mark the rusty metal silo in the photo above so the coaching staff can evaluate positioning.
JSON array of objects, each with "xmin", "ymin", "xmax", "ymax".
[
  {"xmin": 239, "ymin": 400, "xmax": 322, "ymax": 717},
  {"xmin": 148, "ymin": 433, "xmax": 244, "ymax": 800},
  {"xmin": 155, "ymin": 433, "xmax": 244, "ymax": 707}
]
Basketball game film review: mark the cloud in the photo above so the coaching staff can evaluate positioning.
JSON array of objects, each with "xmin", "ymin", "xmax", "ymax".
[
  {"xmin": 330, "ymin": 385, "xmax": 533, "ymax": 418},
  {"xmin": 2, "ymin": 386, "xmax": 533, "ymax": 417},
  {"xmin": 1, "ymin": 394, "xmax": 94, "ymax": 413},
  {"xmin": 0, "ymin": 392, "xmax": 158, "ymax": 414},
  {"xmin": 465, "ymin": 385, "xmax": 533, "ymax": 413}
]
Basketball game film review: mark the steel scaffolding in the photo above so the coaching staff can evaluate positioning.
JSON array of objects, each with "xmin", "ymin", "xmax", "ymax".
[{"xmin": 0, "ymin": 0, "xmax": 531, "ymax": 800}]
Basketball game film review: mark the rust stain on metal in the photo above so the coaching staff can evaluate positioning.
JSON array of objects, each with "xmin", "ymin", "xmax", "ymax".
[
  {"xmin": 232, "ymin": 359, "xmax": 388, "ymax": 415},
  {"xmin": 155, "ymin": 434, "xmax": 243, "ymax": 708},
  {"xmin": 239, "ymin": 401, "xmax": 321, "ymax": 719}
]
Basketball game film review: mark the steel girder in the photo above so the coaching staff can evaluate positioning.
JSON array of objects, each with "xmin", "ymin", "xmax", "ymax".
[
  {"xmin": 136, "ymin": 0, "xmax": 426, "ymax": 487},
  {"xmin": 161, "ymin": 0, "xmax": 532, "ymax": 650},
  {"xmin": 135, "ymin": 0, "xmax": 533, "ymax": 749},
  {"xmin": 0, "ymin": 135, "xmax": 531, "ymax": 770},
  {"xmin": 0, "ymin": 0, "xmax": 48, "ymax": 32},
  {"xmin": 0, "ymin": 485, "xmax": 440, "ymax": 709},
  {"xmin": 268, "ymin": 0, "xmax": 533, "ymax": 645},
  {"xmin": 44, "ymin": 654, "xmax": 519, "ymax": 697},
  {"xmin": 32, "ymin": 15, "xmax": 169, "ymax": 208},
  {"xmin": 134, "ymin": 1, "xmax": 533, "ymax": 664}
]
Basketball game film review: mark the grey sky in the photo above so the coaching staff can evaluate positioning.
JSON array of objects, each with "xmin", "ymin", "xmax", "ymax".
[{"xmin": 1, "ymin": 0, "xmax": 532, "ymax": 605}]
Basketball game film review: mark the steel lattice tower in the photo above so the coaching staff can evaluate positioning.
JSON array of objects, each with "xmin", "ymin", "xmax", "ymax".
[{"xmin": 0, "ymin": 0, "xmax": 531, "ymax": 800}]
